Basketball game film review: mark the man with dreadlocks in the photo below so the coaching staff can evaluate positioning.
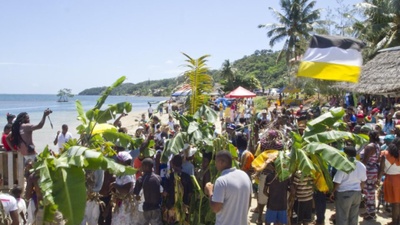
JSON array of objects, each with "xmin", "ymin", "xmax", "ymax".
[{"xmin": 7, "ymin": 109, "xmax": 52, "ymax": 161}]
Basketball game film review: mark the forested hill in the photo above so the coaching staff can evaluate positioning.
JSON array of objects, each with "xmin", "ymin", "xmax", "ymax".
[
  {"xmin": 79, "ymin": 76, "xmax": 187, "ymax": 96},
  {"xmin": 79, "ymin": 49, "xmax": 287, "ymax": 96}
]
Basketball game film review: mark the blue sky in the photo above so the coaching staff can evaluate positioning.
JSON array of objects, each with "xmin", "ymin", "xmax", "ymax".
[{"xmin": 0, "ymin": 0, "xmax": 360, "ymax": 94}]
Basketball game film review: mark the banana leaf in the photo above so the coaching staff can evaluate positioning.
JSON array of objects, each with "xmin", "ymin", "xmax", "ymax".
[
  {"xmin": 307, "ymin": 107, "xmax": 345, "ymax": 129},
  {"xmin": 75, "ymin": 100, "xmax": 87, "ymax": 125},
  {"xmin": 193, "ymin": 105, "xmax": 218, "ymax": 124},
  {"xmin": 102, "ymin": 129, "xmax": 141, "ymax": 149},
  {"xmin": 311, "ymin": 154, "xmax": 334, "ymax": 192},
  {"xmin": 94, "ymin": 76, "xmax": 126, "ymax": 110},
  {"xmin": 294, "ymin": 148, "xmax": 316, "ymax": 176},
  {"xmin": 304, "ymin": 130, "xmax": 355, "ymax": 144},
  {"xmin": 65, "ymin": 146, "xmax": 136, "ymax": 175},
  {"xmin": 275, "ymin": 151, "xmax": 291, "ymax": 181},
  {"xmin": 188, "ymin": 121, "xmax": 200, "ymax": 134},
  {"xmin": 304, "ymin": 142, "xmax": 355, "ymax": 173},
  {"xmin": 94, "ymin": 109, "xmax": 114, "ymax": 124},
  {"xmin": 50, "ymin": 166, "xmax": 86, "ymax": 225},
  {"xmin": 161, "ymin": 132, "xmax": 188, "ymax": 163}
]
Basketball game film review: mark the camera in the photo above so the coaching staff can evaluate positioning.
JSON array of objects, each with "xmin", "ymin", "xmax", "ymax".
[{"xmin": 47, "ymin": 108, "xmax": 53, "ymax": 113}]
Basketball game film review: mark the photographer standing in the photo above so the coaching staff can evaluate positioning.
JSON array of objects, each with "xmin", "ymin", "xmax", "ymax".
[{"xmin": 7, "ymin": 109, "xmax": 52, "ymax": 161}]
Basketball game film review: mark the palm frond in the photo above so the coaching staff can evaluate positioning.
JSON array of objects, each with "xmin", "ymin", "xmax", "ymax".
[{"xmin": 182, "ymin": 53, "xmax": 213, "ymax": 114}]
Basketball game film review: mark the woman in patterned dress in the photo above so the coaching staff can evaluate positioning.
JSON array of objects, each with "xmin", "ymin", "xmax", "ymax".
[{"xmin": 361, "ymin": 131, "xmax": 381, "ymax": 220}]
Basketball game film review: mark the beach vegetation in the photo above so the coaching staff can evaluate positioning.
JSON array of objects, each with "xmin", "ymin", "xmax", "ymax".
[
  {"xmin": 33, "ymin": 76, "xmax": 141, "ymax": 224},
  {"xmin": 57, "ymin": 88, "xmax": 74, "ymax": 102},
  {"xmin": 182, "ymin": 53, "xmax": 213, "ymax": 115},
  {"xmin": 258, "ymin": 0, "xmax": 322, "ymax": 63}
]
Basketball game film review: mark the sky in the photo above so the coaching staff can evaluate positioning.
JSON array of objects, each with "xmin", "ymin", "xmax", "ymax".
[{"xmin": 0, "ymin": 0, "xmax": 360, "ymax": 94}]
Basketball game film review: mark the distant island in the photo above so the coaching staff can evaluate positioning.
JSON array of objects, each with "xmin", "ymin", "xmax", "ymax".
[{"xmin": 79, "ymin": 76, "xmax": 187, "ymax": 96}]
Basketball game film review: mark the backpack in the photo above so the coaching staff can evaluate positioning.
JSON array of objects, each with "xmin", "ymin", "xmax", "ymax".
[{"xmin": 0, "ymin": 193, "xmax": 11, "ymax": 225}]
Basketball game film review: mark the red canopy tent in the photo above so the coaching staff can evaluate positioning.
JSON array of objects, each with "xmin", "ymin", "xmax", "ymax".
[{"xmin": 225, "ymin": 86, "xmax": 256, "ymax": 98}]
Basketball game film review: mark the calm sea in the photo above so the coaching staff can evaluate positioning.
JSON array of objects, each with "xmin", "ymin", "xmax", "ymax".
[{"xmin": 0, "ymin": 94, "xmax": 168, "ymax": 151}]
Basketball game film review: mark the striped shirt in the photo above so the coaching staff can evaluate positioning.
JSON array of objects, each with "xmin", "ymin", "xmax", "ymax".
[{"xmin": 293, "ymin": 172, "xmax": 314, "ymax": 202}]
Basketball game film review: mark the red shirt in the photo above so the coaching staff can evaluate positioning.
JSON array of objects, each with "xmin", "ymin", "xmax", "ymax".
[{"xmin": 1, "ymin": 133, "xmax": 11, "ymax": 151}]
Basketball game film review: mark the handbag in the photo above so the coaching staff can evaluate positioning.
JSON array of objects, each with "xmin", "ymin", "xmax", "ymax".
[{"xmin": 21, "ymin": 138, "xmax": 35, "ymax": 154}]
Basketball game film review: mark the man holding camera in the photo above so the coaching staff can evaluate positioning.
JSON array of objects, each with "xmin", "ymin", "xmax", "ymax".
[{"xmin": 7, "ymin": 109, "xmax": 52, "ymax": 161}]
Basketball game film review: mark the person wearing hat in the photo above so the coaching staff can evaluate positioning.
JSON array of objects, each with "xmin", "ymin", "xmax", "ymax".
[
  {"xmin": 370, "ymin": 108, "xmax": 380, "ymax": 123},
  {"xmin": 354, "ymin": 113, "xmax": 365, "ymax": 125},
  {"xmin": 110, "ymin": 152, "xmax": 135, "ymax": 225},
  {"xmin": 375, "ymin": 123, "xmax": 384, "ymax": 136},
  {"xmin": 382, "ymin": 134, "xmax": 395, "ymax": 151},
  {"xmin": 258, "ymin": 108, "xmax": 271, "ymax": 124}
]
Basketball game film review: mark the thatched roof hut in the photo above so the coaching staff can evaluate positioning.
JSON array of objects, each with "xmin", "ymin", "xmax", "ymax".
[{"xmin": 338, "ymin": 46, "xmax": 400, "ymax": 95}]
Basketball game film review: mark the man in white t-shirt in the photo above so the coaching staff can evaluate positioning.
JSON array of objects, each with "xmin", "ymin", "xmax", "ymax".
[
  {"xmin": 168, "ymin": 101, "xmax": 173, "ymax": 114},
  {"xmin": 331, "ymin": 146, "xmax": 367, "ymax": 225},
  {"xmin": 148, "ymin": 104, "xmax": 154, "ymax": 119},
  {"xmin": 0, "ymin": 174, "xmax": 19, "ymax": 225},
  {"xmin": 53, "ymin": 124, "xmax": 73, "ymax": 152},
  {"xmin": 204, "ymin": 151, "xmax": 251, "ymax": 225}
]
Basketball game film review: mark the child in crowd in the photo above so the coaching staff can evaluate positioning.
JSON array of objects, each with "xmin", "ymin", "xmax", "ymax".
[
  {"xmin": 11, "ymin": 186, "xmax": 27, "ymax": 225},
  {"xmin": 264, "ymin": 163, "xmax": 290, "ymax": 225}
]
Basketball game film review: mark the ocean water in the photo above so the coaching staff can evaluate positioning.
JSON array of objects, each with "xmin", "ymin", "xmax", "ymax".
[{"xmin": 0, "ymin": 94, "xmax": 168, "ymax": 151}]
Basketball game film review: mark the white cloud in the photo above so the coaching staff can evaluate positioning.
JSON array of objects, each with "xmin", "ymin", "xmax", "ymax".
[{"xmin": 165, "ymin": 60, "xmax": 174, "ymax": 64}]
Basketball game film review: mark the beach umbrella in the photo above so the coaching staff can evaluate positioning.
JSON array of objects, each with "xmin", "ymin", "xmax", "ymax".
[
  {"xmin": 225, "ymin": 86, "xmax": 256, "ymax": 98},
  {"xmin": 214, "ymin": 98, "xmax": 230, "ymax": 107}
]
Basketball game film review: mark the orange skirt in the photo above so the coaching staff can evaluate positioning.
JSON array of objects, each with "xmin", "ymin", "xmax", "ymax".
[{"xmin": 384, "ymin": 174, "xmax": 400, "ymax": 203}]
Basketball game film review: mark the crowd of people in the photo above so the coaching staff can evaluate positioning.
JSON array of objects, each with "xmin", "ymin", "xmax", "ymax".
[{"xmin": 1, "ymin": 95, "xmax": 400, "ymax": 225}]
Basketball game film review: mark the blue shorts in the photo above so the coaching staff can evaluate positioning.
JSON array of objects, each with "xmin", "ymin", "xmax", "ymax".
[{"xmin": 265, "ymin": 209, "xmax": 288, "ymax": 224}]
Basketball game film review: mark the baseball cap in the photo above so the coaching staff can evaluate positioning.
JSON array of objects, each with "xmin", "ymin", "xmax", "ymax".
[
  {"xmin": 372, "ymin": 108, "xmax": 380, "ymax": 114},
  {"xmin": 356, "ymin": 113, "xmax": 364, "ymax": 118},
  {"xmin": 117, "ymin": 151, "xmax": 132, "ymax": 162},
  {"xmin": 384, "ymin": 134, "xmax": 395, "ymax": 142}
]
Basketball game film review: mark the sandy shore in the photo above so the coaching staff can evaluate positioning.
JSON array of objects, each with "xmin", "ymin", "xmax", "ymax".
[{"xmin": 119, "ymin": 109, "xmax": 174, "ymax": 135}]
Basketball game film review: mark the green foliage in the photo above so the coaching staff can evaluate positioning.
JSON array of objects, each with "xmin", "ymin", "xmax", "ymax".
[
  {"xmin": 221, "ymin": 50, "xmax": 288, "ymax": 92},
  {"xmin": 354, "ymin": 0, "xmax": 400, "ymax": 58},
  {"xmin": 35, "ymin": 147, "xmax": 136, "ymax": 224},
  {"xmin": 57, "ymin": 88, "xmax": 74, "ymax": 102},
  {"xmin": 259, "ymin": 0, "xmax": 322, "ymax": 63},
  {"xmin": 34, "ymin": 76, "xmax": 143, "ymax": 224},
  {"xmin": 182, "ymin": 53, "xmax": 213, "ymax": 115},
  {"xmin": 78, "ymin": 75, "xmax": 189, "ymax": 96},
  {"xmin": 277, "ymin": 107, "xmax": 368, "ymax": 192}
]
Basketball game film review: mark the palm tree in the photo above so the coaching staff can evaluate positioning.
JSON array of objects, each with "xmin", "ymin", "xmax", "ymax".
[
  {"xmin": 182, "ymin": 53, "xmax": 213, "ymax": 115},
  {"xmin": 354, "ymin": 0, "xmax": 400, "ymax": 57},
  {"xmin": 259, "ymin": 0, "xmax": 322, "ymax": 63},
  {"xmin": 220, "ymin": 60, "xmax": 236, "ymax": 91}
]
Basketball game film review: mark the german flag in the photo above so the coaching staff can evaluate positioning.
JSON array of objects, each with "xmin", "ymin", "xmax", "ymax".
[{"xmin": 297, "ymin": 35, "xmax": 365, "ymax": 83}]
